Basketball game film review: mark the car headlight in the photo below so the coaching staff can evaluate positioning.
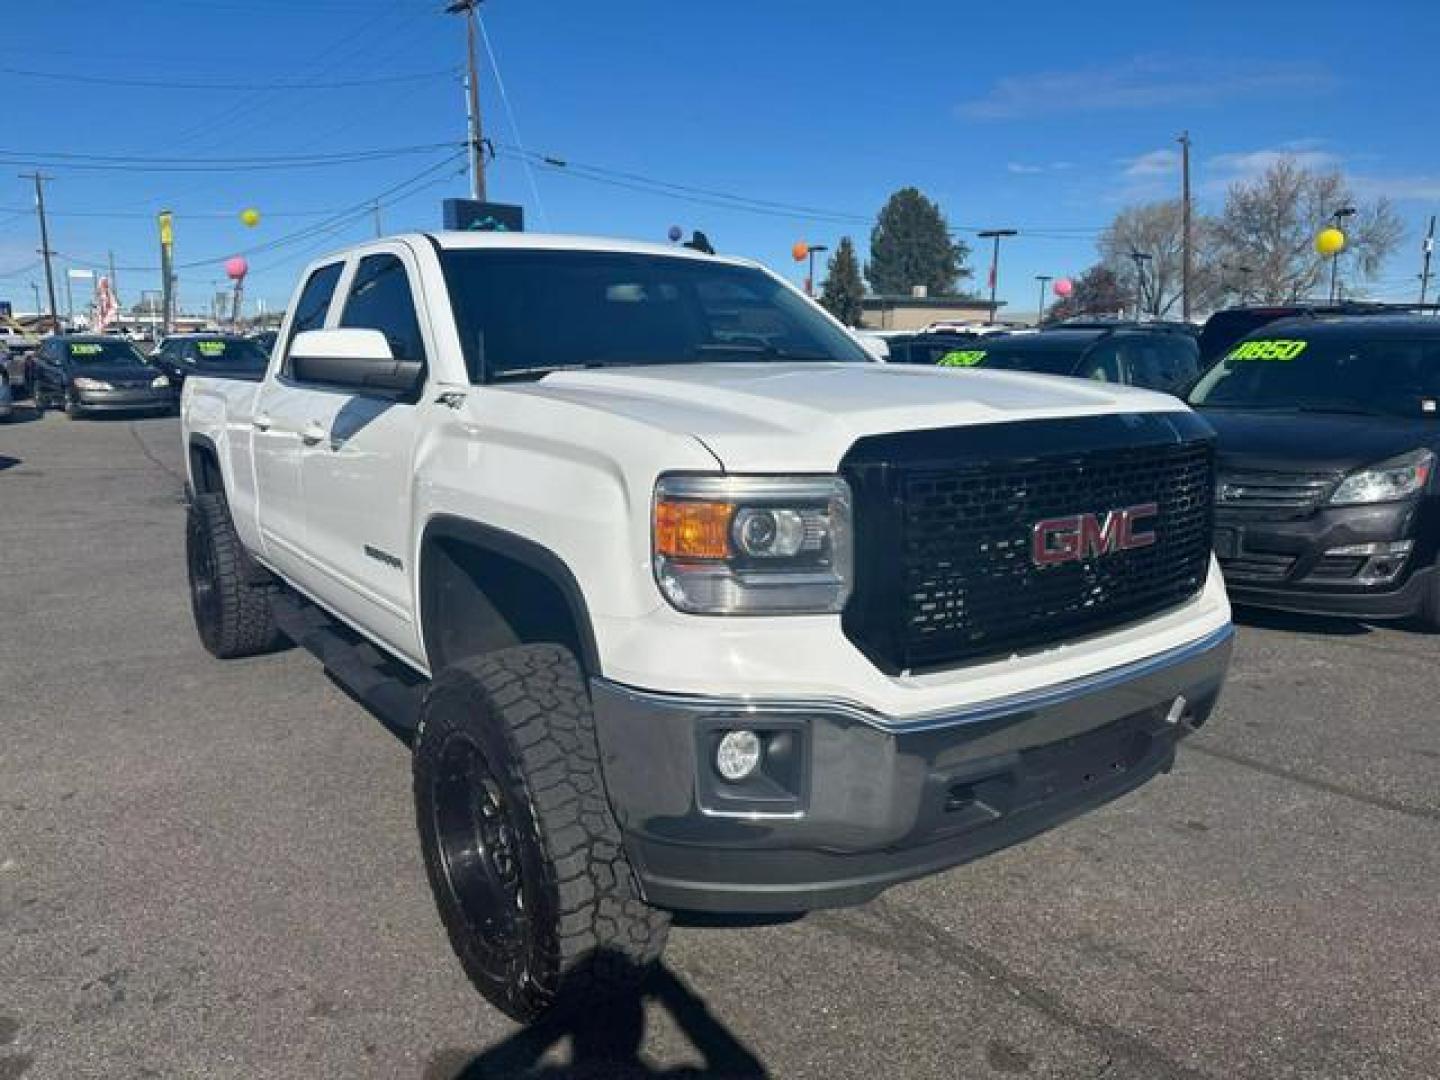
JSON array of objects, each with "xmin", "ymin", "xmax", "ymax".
[
  {"xmin": 1328, "ymin": 449, "xmax": 1434, "ymax": 506},
  {"xmin": 653, "ymin": 474, "xmax": 852, "ymax": 614},
  {"xmin": 72, "ymin": 377, "xmax": 112, "ymax": 391},
  {"xmin": 151, "ymin": 374, "xmax": 170, "ymax": 388}
]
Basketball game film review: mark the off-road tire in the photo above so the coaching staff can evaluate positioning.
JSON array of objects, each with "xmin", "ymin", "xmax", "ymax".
[
  {"xmin": 186, "ymin": 491, "xmax": 283, "ymax": 658},
  {"xmin": 414, "ymin": 645, "xmax": 669, "ymax": 1022}
]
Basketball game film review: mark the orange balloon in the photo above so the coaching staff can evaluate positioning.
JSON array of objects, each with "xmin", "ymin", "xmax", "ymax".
[{"xmin": 791, "ymin": 241, "xmax": 809, "ymax": 262}]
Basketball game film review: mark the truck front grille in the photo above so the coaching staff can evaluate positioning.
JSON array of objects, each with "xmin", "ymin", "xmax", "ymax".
[{"xmin": 841, "ymin": 414, "xmax": 1215, "ymax": 674}]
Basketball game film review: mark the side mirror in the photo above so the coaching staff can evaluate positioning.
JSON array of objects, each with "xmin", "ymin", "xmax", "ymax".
[
  {"xmin": 289, "ymin": 329, "xmax": 423, "ymax": 394},
  {"xmin": 855, "ymin": 332, "xmax": 890, "ymax": 361}
]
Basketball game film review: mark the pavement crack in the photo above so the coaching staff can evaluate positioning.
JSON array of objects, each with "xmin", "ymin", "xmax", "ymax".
[
  {"xmin": 812, "ymin": 898, "xmax": 1210, "ymax": 1080},
  {"xmin": 127, "ymin": 422, "xmax": 185, "ymax": 493},
  {"xmin": 1187, "ymin": 742, "xmax": 1440, "ymax": 824}
]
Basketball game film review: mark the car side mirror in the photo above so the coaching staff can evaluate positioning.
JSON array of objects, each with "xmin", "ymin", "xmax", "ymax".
[{"xmin": 289, "ymin": 329, "xmax": 423, "ymax": 394}]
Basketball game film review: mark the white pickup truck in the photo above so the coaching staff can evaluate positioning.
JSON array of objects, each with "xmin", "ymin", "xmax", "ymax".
[{"xmin": 181, "ymin": 232, "xmax": 1232, "ymax": 1019}]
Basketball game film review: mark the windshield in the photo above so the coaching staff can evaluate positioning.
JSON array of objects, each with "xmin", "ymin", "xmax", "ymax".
[
  {"xmin": 65, "ymin": 340, "xmax": 149, "ymax": 367},
  {"xmin": 956, "ymin": 341, "xmax": 1084, "ymax": 376},
  {"xmin": 440, "ymin": 250, "xmax": 870, "ymax": 381},
  {"xmin": 190, "ymin": 338, "xmax": 269, "ymax": 372},
  {"xmin": 1189, "ymin": 334, "xmax": 1440, "ymax": 419}
]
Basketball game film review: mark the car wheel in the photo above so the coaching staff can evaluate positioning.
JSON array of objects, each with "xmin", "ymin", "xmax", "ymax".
[
  {"xmin": 413, "ymin": 645, "xmax": 670, "ymax": 1022},
  {"xmin": 30, "ymin": 385, "xmax": 44, "ymax": 415},
  {"xmin": 186, "ymin": 491, "xmax": 284, "ymax": 658}
]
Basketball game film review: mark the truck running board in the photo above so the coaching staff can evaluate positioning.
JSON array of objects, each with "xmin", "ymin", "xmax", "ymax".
[{"xmin": 269, "ymin": 590, "xmax": 427, "ymax": 744}]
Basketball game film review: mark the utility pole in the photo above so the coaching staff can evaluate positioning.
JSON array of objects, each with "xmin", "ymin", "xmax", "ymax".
[
  {"xmin": 1178, "ymin": 131, "xmax": 1193, "ymax": 322},
  {"xmin": 1420, "ymin": 215, "xmax": 1435, "ymax": 305},
  {"xmin": 373, "ymin": 200, "xmax": 384, "ymax": 238},
  {"xmin": 978, "ymin": 228, "xmax": 1018, "ymax": 323},
  {"xmin": 1035, "ymin": 275, "xmax": 1052, "ymax": 327},
  {"xmin": 21, "ymin": 172, "xmax": 61, "ymax": 334},
  {"xmin": 446, "ymin": 0, "xmax": 487, "ymax": 201},
  {"xmin": 108, "ymin": 250, "xmax": 120, "ymax": 310},
  {"xmin": 30, "ymin": 281, "xmax": 41, "ymax": 316}
]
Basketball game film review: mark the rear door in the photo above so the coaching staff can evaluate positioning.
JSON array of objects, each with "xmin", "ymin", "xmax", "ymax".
[
  {"xmin": 251, "ymin": 261, "xmax": 345, "ymax": 580},
  {"xmin": 292, "ymin": 246, "xmax": 433, "ymax": 662}
]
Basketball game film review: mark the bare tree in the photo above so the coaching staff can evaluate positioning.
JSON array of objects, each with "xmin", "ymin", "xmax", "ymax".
[
  {"xmin": 1100, "ymin": 200, "xmax": 1224, "ymax": 318},
  {"xmin": 1212, "ymin": 157, "xmax": 1404, "ymax": 303}
]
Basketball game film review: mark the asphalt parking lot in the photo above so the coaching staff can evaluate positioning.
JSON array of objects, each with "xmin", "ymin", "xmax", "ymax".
[{"xmin": 1, "ymin": 409, "xmax": 1437, "ymax": 1080}]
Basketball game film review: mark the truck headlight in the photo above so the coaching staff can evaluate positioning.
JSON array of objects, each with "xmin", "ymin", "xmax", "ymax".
[
  {"xmin": 72, "ymin": 377, "xmax": 112, "ymax": 391},
  {"xmin": 151, "ymin": 374, "xmax": 170, "ymax": 388},
  {"xmin": 1328, "ymin": 449, "xmax": 1434, "ymax": 506},
  {"xmin": 653, "ymin": 474, "xmax": 852, "ymax": 614}
]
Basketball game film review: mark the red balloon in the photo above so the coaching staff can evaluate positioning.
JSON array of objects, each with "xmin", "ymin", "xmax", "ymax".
[
  {"xmin": 225, "ymin": 256, "xmax": 249, "ymax": 281},
  {"xmin": 1053, "ymin": 277, "xmax": 1074, "ymax": 298}
]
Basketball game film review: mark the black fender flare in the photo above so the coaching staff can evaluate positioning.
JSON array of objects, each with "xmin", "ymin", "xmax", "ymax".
[
  {"xmin": 187, "ymin": 432, "xmax": 223, "ymax": 500},
  {"xmin": 418, "ymin": 515, "xmax": 602, "ymax": 677}
]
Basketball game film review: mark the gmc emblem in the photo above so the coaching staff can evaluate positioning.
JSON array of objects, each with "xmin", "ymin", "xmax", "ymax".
[{"xmin": 1031, "ymin": 503, "xmax": 1159, "ymax": 567}]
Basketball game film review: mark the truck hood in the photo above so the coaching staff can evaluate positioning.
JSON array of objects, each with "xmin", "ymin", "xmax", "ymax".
[{"xmin": 516, "ymin": 362, "xmax": 1186, "ymax": 471}]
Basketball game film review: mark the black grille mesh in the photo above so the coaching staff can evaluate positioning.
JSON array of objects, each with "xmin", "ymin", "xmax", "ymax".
[{"xmin": 855, "ymin": 442, "xmax": 1213, "ymax": 671}]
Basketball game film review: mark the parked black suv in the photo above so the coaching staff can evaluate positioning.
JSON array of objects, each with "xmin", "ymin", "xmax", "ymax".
[
  {"xmin": 946, "ymin": 324, "xmax": 1201, "ymax": 395},
  {"xmin": 151, "ymin": 334, "xmax": 270, "ymax": 387},
  {"xmin": 1197, "ymin": 302, "xmax": 1439, "ymax": 365},
  {"xmin": 1189, "ymin": 316, "xmax": 1440, "ymax": 626}
]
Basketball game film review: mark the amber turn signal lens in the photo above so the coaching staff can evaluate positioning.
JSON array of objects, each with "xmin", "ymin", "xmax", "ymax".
[{"xmin": 655, "ymin": 500, "xmax": 733, "ymax": 559}]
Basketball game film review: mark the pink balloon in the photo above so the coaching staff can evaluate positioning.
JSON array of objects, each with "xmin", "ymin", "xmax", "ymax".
[
  {"xmin": 1053, "ymin": 277, "xmax": 1074, "ymax": 298},
  {"xmin": 224, "ymin": 256, "xmax": 249, "ymax": 281}
]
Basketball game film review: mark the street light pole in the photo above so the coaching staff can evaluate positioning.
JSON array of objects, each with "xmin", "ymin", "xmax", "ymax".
[
  {"xmin": 1328, "ymin": 206, "xmax": 1356, "ymax": 303},
  {"xmin": 446, "ymin": 0, "xmax": 487, "ymax": 202},
  {"xmin": 1035, "ymin": 275, "xmax": 1052, "ymax": 327},
  {"xmin": 1178, "ymin": 131, "xmax": 1193, "ymax": 322},
  {"xmin": 977, "ymin": 228, "xmax": 1017, "ymax": 323},
  {"xmin": 1129, "ymin": 251, "xmax": 1153, "ymax": 321},
  {"xmin": 806, "ymin": 244, "xmax": 829, "ymax": 297}
]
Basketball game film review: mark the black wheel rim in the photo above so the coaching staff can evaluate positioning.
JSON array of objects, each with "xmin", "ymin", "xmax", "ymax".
[
  {"xmin": 432, "ymin": 734, "xmax": 528, "ymax": 963},
  {"xmin": 187, "ymin": 515, "xmax": 221, "ymax": 647}
]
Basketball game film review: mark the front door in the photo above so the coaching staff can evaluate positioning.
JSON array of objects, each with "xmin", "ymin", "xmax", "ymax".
[{"xmin": 293, "ymin": 248, "xmax": 432, "ymax": 666}]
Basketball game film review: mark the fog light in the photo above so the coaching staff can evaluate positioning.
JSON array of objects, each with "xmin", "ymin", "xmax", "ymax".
[{"xmin": 715, "ymin": 729, "xmax": 763, "ymax": 782}]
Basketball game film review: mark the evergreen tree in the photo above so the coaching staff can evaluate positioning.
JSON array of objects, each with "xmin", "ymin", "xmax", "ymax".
[
  {"xmin": 864, "ymin": 187, "xmax": 970, "ymax": 296},
  {"xmin": 819, "ymin": 237, "xmax": 865, "ymax": 326}
]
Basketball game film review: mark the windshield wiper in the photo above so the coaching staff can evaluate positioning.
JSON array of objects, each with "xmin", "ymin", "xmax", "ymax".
[
  {"xmin": 694, "ymin": 343, "xmax": 837, "ymax": 362},
  {"xmin": 489, "ymin": 362, "xmax": 639, "ymax": 382}
]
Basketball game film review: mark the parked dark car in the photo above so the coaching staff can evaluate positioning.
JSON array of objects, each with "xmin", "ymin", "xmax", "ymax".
[
  {"xmin": 1189, "ymin": 316, "xmax": 1440, "ymax": 626},
  {"xmin": 31, "ymin": 335, "xmax": 176, "ymax": 418},
  {"xmin": 151, "ymin": 334, "xmax": 270, "ymax": 387},
  {"xmin": 943, "ymin": 324, "xmax": 1201, "ymax": 395},
  {"xmin": 247, "ymin": 329, "xmax": 278, "ymax": 356},
  {"xmin": 1196, "ymin": 302, "xmax": 1440, "ymax": 366},
  {"xmin": 877, "ymin": 329, "xmax": 999, "ymax": 366}
]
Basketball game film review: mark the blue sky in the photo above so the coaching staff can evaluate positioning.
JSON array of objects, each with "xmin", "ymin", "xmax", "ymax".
[{"xmin": 2, "ymin": 0, "xmax": 1437, "ymax": 319}]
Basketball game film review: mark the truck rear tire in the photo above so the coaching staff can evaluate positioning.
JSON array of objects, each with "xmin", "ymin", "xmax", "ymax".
[
  {"xmin": 186, "ymin": 491, "xmax": 284, "ymax": 658},
  {"xmin": 413, "ymin": 645, "xmax": 669, "ymax": 1021}
]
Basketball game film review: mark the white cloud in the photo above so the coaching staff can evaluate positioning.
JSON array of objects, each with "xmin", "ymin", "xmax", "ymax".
[
  {"xmin": 1350, "ymin": 174, "xmax": 1440, "ymax": 202},
  {"xmin": 1006, "ymin": 161, "xmax": 1076, "ymax": 175},
  {"xmin": 1122, "ymin": 149, "xmax": 1180, "ymax": 178},
  {"xmin": 957, "ymin": 57, "xmax": 1333, "ymax": 120}
]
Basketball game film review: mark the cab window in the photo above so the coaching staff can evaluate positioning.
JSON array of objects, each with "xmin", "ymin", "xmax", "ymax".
[
  {"xmin": 339, "ymin": 254, "xmax": 426, "ymax": 366},
  {"xmin": 282, "ymin": 262, "xmax": 344, "ymax": 376}
]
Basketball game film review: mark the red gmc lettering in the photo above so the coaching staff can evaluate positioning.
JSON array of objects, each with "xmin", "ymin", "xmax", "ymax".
[{"xmin": 1031, "ymin": 503, "xmax": 1159, "ymax": 566}]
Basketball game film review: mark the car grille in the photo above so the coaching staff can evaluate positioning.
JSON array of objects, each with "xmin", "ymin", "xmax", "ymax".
[
  {"xmin": 1215, "ymin": 470, "xmax": 1335, "ymax": 520},
  {"xmin": 841, "ymin": 415, "xmax": 1215, "ymax": 673}
]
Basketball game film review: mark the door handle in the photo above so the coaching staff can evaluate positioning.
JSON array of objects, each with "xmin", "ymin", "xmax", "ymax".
[
  {"xmin": 252, "ymin": 414, "xmax": 273, "ymax": 432},
  {"xmin": 300, "ymin": 421, "xmax": 327, "ymax": 446}
]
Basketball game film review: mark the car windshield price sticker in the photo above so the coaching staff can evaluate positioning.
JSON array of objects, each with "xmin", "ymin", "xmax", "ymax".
[
  {"xmin": 1228, "ymin": 339, "xmax": 1309, "ymax": 361},
  {"xmin": 69, "ymin": 343, "xmax": 102, "ymax": 356},
  {"xmin": 197, "ymin": 341, "xmax": 227, "ymax": 357},
  {"xmin": 939, "ymin": 349, "xmax": 987, "ymax": 367}
]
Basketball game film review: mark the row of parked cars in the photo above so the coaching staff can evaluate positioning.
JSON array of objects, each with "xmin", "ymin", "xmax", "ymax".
[
  {"xmin": 876, "ymin": 305, "xmax": 1440, "ymax": 628},
  {"xmin": 1, "ymin": 331, "xmax": 272, "ymax": 420}
]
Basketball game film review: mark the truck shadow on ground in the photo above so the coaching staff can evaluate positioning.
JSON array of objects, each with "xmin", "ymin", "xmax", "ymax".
[{"xmin": 425, "ymin": 952, "xmax": 770, "ymax": 1080}]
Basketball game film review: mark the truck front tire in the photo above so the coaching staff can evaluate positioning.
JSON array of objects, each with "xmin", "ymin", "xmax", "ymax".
[
  {"xmin": 186, "ymin": 492, "xmax": 284, "ymax": 658},
  {"xmin": 413, "ymin": 645, "xmax": 669, "ymax": 1021}
]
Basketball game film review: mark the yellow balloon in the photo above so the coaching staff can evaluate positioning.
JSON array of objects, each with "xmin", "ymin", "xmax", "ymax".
[
  {"xmin": 240, "ymin": 207, "xmax": 261, "ymax": 228},
  {"xmin": 1315, "ymin": 227, "xmax": 1345, "ymax": 257}
]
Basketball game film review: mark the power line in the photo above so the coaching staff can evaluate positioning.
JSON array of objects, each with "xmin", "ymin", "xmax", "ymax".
[
  {"xmin": 477, "ymin": 12, "xmax": 548, "ymax": 229},
  {"xmin": 0, "ymin": 143, "xmax": 462, "ymax": 174},
  {"xmin": 0, "ymin": 64, "xmax": 459, "ymax": 91}
]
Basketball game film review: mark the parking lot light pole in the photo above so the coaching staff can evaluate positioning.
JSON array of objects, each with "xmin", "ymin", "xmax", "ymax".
[
  {"xmin": 1129, "ymin": 251, "xmax": 1153, "ymax": 321},
  {"xmin": 1035, "ymin": 275, "xmax": 1052, "ymax": 327},
  {"xmin": 806, "ymin": 244, "xmax": 828, "ymax": 296},
  {"xmin": 978, "ymin": 229, "xmax": 1017, "ymax": 323},
  {"xmin": 1328, "ymin": 206, "xmax": 1356, "ymax": 303}
]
